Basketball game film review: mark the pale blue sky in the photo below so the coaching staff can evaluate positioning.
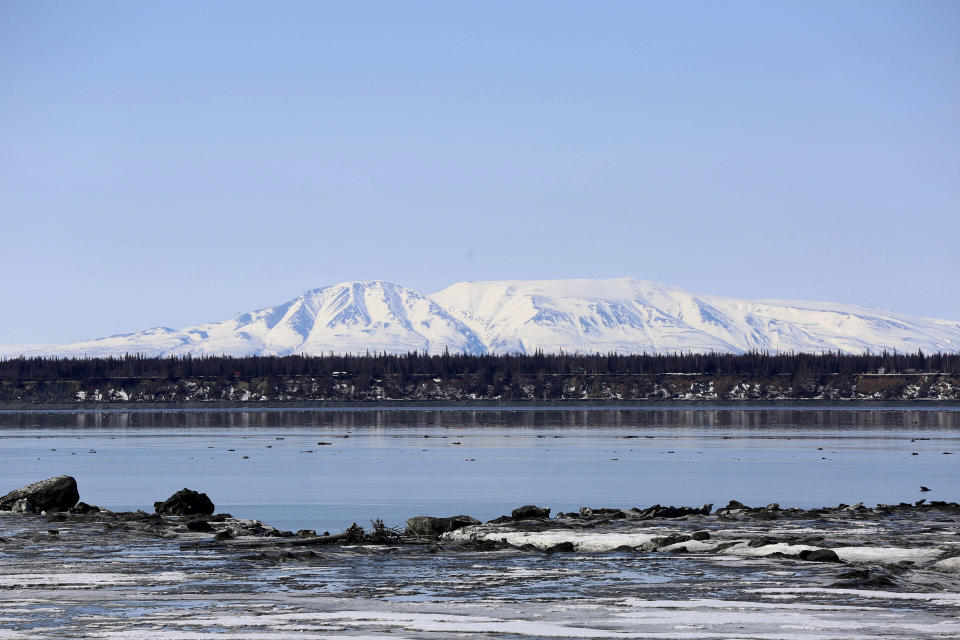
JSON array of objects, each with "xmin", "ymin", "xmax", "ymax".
[{"xmin": 2, "ymin": 1, "xmax": 958, "ymax": 344}]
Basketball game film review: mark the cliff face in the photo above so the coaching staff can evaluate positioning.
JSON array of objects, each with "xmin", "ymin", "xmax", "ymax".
[{"xmin": 2, "ymin": 373, "xmax": 958, "ymax": 405}]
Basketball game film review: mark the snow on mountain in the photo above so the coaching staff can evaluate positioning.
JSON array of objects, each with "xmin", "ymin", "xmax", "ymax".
[
  {"xmin": 429, "ymin": 278, "xmax": 740, "ymax": 354},
  {"xmin": 4, "ymin": 278, "xmax": 959, "ymax": 357},
  {"xmin": 430, "ymin": 278, "xmax": 960, "ymax": 355},
  {"xmin": 21, "ymin": 281, "xmax": 485, "ymax": 358}
]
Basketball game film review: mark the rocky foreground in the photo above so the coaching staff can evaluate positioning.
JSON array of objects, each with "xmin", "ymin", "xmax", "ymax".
[
  {"xmin": 4, "ymin": 475, "xmax": 960, "ymax": 572},
  {"xmin": 3, "ymin": 476, "xmax": 960, "ymax": 638}
]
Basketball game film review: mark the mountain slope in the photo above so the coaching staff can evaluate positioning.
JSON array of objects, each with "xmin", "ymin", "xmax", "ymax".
[
  {"xmin": 32, "ymin": 281, "xmax": 485, "ymax": 358},
  {"xmin": 429, "ymin": 278, "xmax": 741, "ymax": 354},
  {"xmin": 429, "ymin": 278, "xmax": 960, "ymax": 355},
  {"xmin": 5, "ymin": 278, "xmax": 959, "ymax": 357}
]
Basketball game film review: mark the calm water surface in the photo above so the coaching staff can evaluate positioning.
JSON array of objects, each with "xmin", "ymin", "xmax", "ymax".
[{"xmin": 1, "ymin": 407, "xmax": 958, "ymax": 532}]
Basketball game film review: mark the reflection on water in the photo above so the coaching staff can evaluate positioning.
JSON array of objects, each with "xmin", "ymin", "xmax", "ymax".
[
  {"xmin": 3, "ymin": 405, "xmax": 960, "ymax": 431},
  {"xmin": 1, "ymin": 407, "xmax": 958, "ymax": 531}
]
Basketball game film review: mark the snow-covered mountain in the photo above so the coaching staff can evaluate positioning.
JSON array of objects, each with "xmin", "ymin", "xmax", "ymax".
[
  {"xmin": 13, "ymin": 281, "xmax": 485, "ymax": 358},
  {"xmin": 431, "ymin": 278, "xmax": 960, "ymax": 355},
  {"xmin": 5, "ymin": 278, "xmax": 960, "ymax": 357}
]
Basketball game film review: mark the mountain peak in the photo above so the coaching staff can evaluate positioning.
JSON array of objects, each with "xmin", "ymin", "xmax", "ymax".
[{"xmin": 4, "ymin": 278, "xmax": 958, "ymax": 357}]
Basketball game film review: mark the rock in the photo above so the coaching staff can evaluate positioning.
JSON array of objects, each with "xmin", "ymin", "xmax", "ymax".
[
  {"xmin": 296, "ymin": 529, "xmax": 317, "ymax": 538},
  {"xmin": 655, "ymin": 533, "xmax": 692, "ymax": 548},
  {"xmin": 511, "ymin": 505, "xmax": 551, "ymax": 520},
  {"xmin": 831, "ymin": 567, "xmax": 898, "ymax": 588},
  {"xmin": 214, "ymin": 530, "xmax": 233, "ymax": 541},
  {"xmin": 153, "ymin": 489, "xmax": 214, "ymax": 515},
  {"xmin": 404, "ymin": 515, "xmax": 481, "ymax": 538},
  {"xmin": 69, "ymin": 502, "xmax": 101, "ymax": 514},
  {"xmin": 545, "ymin": 541, "xmax": 575, "ymax": 553},
  {"xmin": 634, "ymin": 504, "xmax": 712, "ymax": 519},
  {"xmin": 486, "ymin": 515, "xmax": 514, "ymax": 524},
  {"xmin": 229, "ymin": 519, "xmax": 279, "ymax": 537},
  {"xmin": 748, "ymin": 536, "xmax": 779, "ymax": 547},
  {"xmin": 921, "ymin": 486, "xmax": 931, "ymax": 492},
  {"xmin": 691, "ymin": 530, "xmax": 711, "ymax": 541},
  {"xmin": 716, "ymin": 500, "xmax": 748, "ymax": 514},
  {"xmin": 0, "ymin": 476, "xmax": 79, "ymax": 513},
  {"xmin": 186, "ymin": 520, "xmax": 213, "ymax": 532},
  {"xmin": 799, "ymin": 549, "xmax": 842, "ymax": 563}
]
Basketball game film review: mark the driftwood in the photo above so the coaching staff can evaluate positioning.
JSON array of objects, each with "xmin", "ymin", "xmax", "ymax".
[{"xmin": 288, "ymin": 531, "xmax": 351, "ymax": 546}]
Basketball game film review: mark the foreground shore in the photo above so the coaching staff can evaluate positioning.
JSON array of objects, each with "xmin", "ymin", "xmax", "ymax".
[{"xmin": 2, "ymin": 478, "xmax": 960, "ymax": 639}]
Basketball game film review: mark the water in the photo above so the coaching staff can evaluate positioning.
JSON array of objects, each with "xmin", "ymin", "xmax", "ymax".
[
  {"xmin": 2, "ymin": 406, "xmax": 960, "ymax": 639},
  {"xmin": 1, "ymin": 406, "xmax": 958, "ymax": 532}
]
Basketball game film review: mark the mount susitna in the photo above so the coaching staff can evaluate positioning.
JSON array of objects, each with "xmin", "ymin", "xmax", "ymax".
[{"xmin": 10, "ymin": 278, "xmax": 960, "ymax": 357}]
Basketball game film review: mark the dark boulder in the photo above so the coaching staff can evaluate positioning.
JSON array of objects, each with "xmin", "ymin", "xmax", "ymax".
[
  {"xmin": 405, "ymin": 515, "xmax": 480, "ymax": 538},
  {"xmin": 748, "ymin": 536, "xmax": 780, "ymax": 547},
  {"xmin": 635, "ymin": 503, "xmax": 712, "ymax": 519},
  {"xmin": 831, "ymin": 567, "xmax": 898, "ymax": 589},
  {"xmin": 69, "ymin": 502, "xmax": 101, "ymax": 515},
  {"xmin": 799, "ymin": 549, "xmax": 842, "ymax": 563},
  {"xmin": 716, "ymin": 500, "xmax": 748, "ymax": 514},
  {"xmin": 0, "ymin": 475, "xmax": 79, "ymax": 513},
  {"xmin": 511, "ymin": 505, "xmax": 551, "ymax": 520},
  {"xmin": 486, "ymin": 515, "xmax": 514, "ymax": 524},
  {"xmin": 654, "ymin": 533, "xmax": 692, "ymax": 548},
  {"xmin": 154, "ymin": 489, "xmax": 214, "ymax": 515}
]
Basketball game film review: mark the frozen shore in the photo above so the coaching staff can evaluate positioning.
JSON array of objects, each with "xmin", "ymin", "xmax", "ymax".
[{"xmin": 3, "ymin": 486, "xmax": 960, "ymax": 639}]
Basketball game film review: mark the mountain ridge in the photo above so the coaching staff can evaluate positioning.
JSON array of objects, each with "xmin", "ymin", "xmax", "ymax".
[{"xmin": 3, "ymin": 278, "xmax": 959, "ymax": 357}]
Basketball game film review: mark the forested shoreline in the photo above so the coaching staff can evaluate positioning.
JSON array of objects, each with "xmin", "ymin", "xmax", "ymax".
[
  {"xmin": 1, "ymin": 352, "xmax": 959, "ymax": 404},
  {"xmin": 2, "ymin": 350, "xmax": 958, "ymax": 379}
]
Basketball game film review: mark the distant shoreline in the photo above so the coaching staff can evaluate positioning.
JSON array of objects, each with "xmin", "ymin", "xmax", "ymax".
[{"xmin": 4, "ymin": 371, "xmax": 960, "ymax": 407}]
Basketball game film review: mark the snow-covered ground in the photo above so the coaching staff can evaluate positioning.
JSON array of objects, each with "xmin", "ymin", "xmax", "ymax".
[{"xmin": 3, "ymin": 278, "xmax": 959, "ymax": 357}]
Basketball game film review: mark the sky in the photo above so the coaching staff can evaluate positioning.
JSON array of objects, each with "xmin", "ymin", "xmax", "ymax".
[{"xmin": 1, "ymin": 1, "xmax": 958, "ymax": 344}]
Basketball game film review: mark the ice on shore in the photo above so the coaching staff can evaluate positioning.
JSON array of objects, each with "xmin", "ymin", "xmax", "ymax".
[
  {"xmin": 443, "ymin": 528, "xmax": 662, "ymax": 551},
  {"xmin": 832, "ymin": 546, "xmax": 943, "ymax": 564},
  {"xmin": 0, "ymin": 571, "xmax": 187, "ymax": 587},
  {"xmin": 932, "ymin": 556, "xmax": 960, "ymax": 574},
  {"xmin": 123, "ymin": 611, "xmax": 646, "ymax": 638},
  {"xmin": 752, "ymin": 587, "xmax": 960, "ymax": 606}
]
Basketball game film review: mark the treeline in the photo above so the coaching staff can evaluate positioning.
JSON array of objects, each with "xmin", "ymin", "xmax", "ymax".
[{"xmin": 1, "ymin": 350, "xmax": 957, "ymax": 380}]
